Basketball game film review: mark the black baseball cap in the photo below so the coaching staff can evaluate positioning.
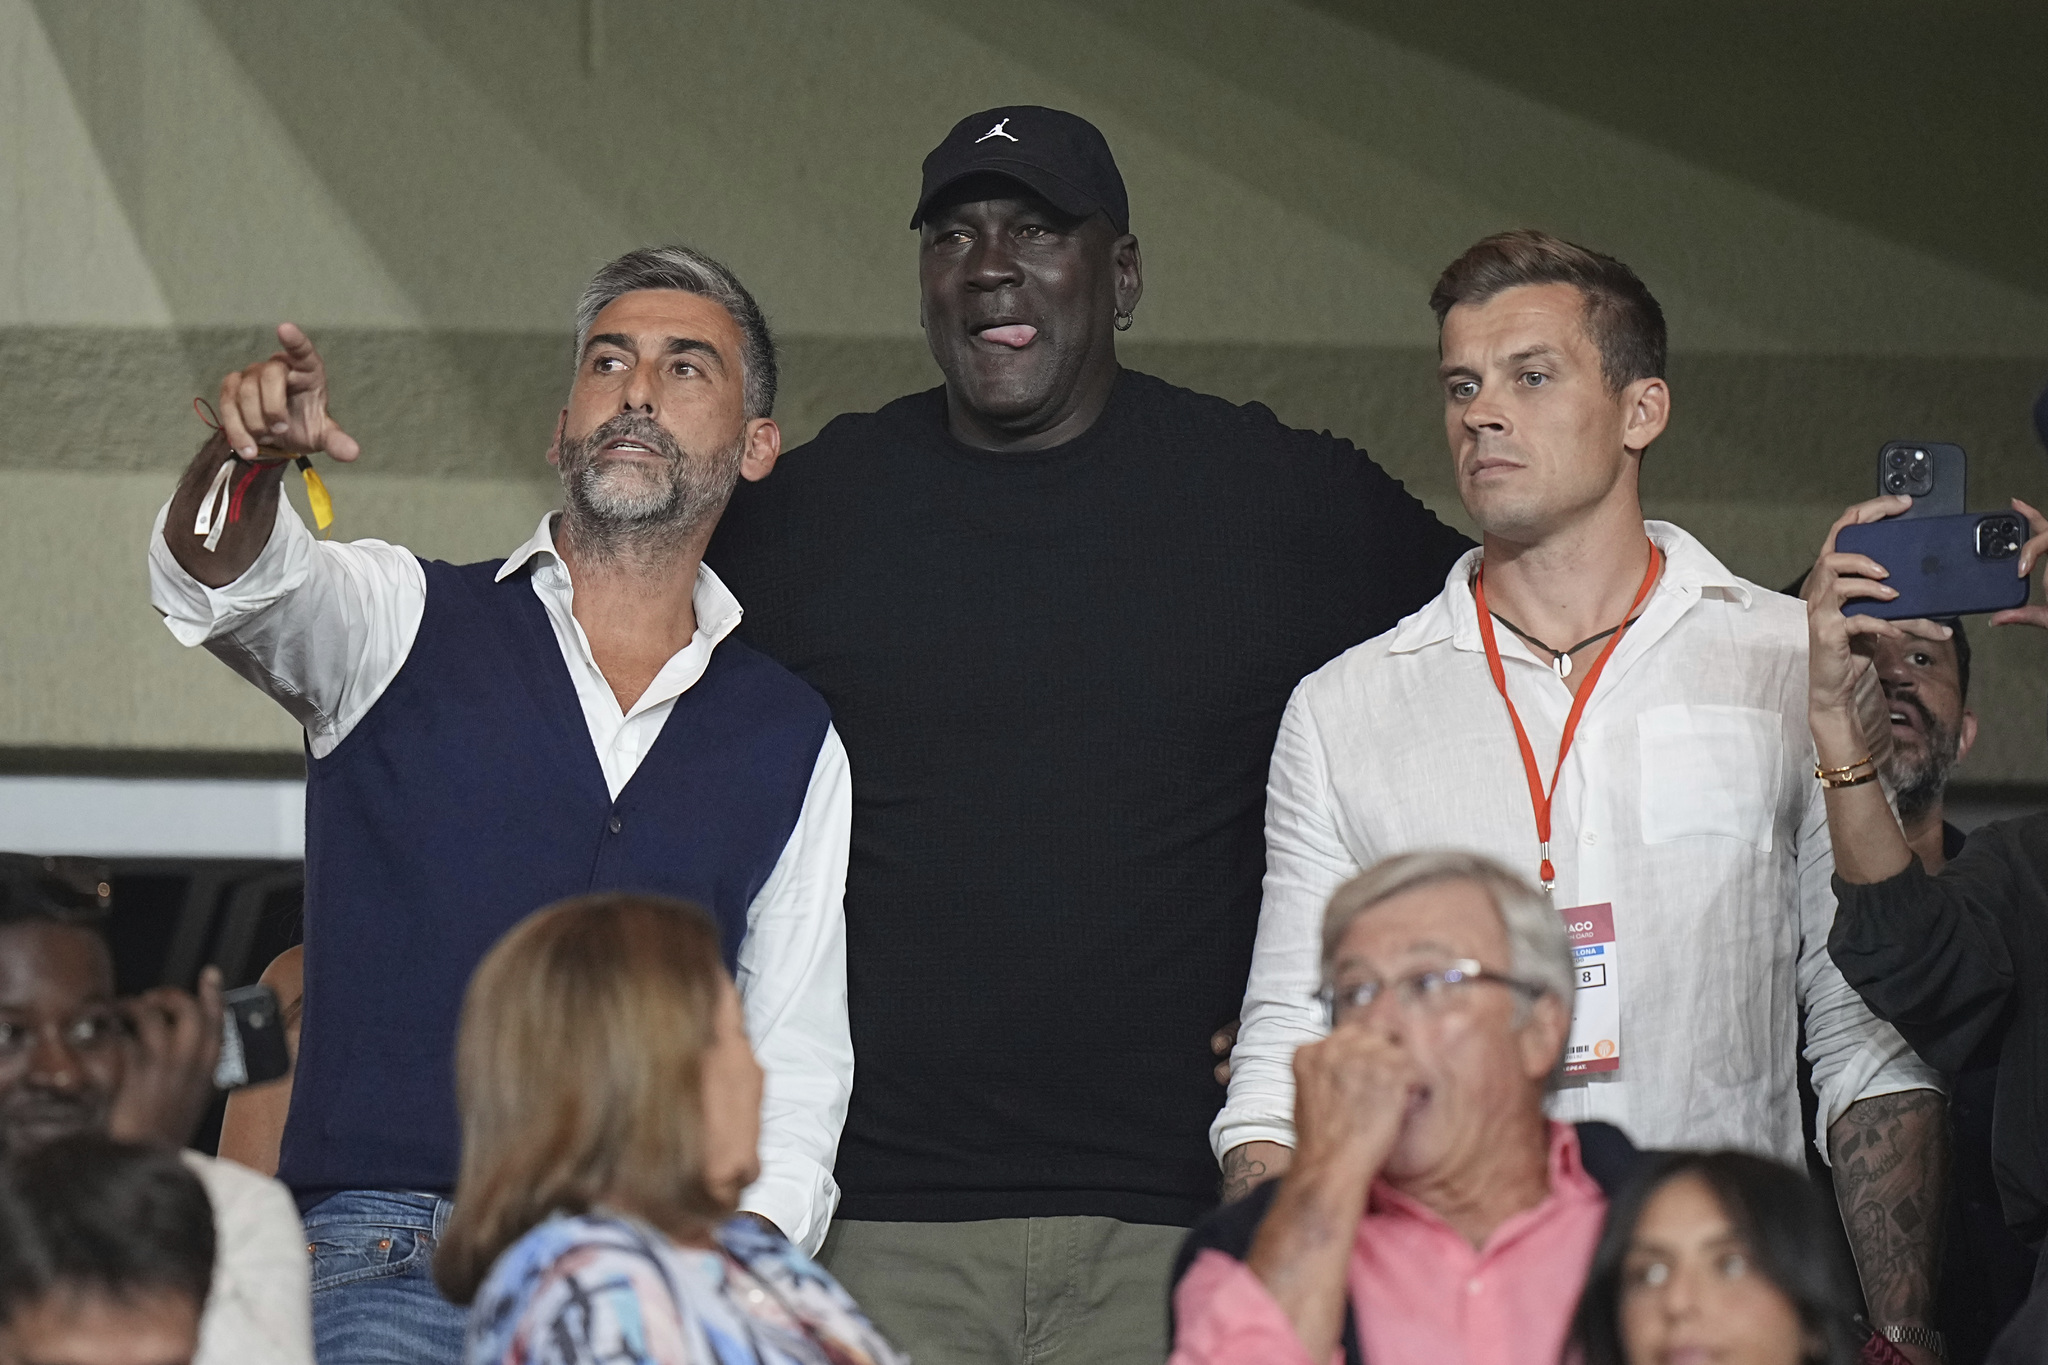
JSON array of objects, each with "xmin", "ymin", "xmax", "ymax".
[{"xmin": 910, "ymin": 106, "xmax": 1130, "ymax": 234}]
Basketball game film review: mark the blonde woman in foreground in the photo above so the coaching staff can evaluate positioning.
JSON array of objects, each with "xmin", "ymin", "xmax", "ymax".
[{"xmin": 435, "ymin": 893, "xmax": 902, "ymax": 1365}]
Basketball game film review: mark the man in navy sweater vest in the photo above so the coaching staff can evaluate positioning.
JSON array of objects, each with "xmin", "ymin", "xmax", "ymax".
[{"xmin": 148, "ymin": 248, "xmax": 851, "ymax": 1364}]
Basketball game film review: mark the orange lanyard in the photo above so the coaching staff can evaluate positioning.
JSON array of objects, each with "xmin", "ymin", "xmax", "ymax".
[{"xmin": 1473, "ymin": 540, "xmax": 1663, "ymax": 891}]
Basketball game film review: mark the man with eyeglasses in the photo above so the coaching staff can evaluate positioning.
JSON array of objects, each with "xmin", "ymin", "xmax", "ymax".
[
  {"xmin": 1169, "ymin": 851, "xmax": 1644, "ymax": 1365},
  {"xmin": 0, "ymin": 853, "xmax": 314, "ymax": 1364}
]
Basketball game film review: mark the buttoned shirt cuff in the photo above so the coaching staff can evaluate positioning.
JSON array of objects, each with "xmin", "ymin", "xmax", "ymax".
[
  {"xmin": 148, "ymin": 496, "xmax": 311, "ymax": 645},
  {"xmin": 1169, "ymin": 1250, "xmax": 1324, "ymax": 1365},
  {"xmin": 1209, "ymin": 1110, "xmax": 1299, "ymax": 1164},
  {"xmin": 739, "ymin": 1151, "xmax": 840, "ymax": 1257},
  {"xmin": 1811, "ymin": 1037, "xmax": 1945, "ymax": 1166}
]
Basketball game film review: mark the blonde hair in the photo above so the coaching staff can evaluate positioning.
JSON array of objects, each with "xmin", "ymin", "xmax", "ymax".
[{"xmin": 434, "ymin": 893, "xmax": 728, "ymax": 1304}]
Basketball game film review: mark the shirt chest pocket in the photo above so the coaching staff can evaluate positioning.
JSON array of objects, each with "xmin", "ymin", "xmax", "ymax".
[{"xmin": 1636, "ymin": 704, "xmax": 1785, "ymax": 851}]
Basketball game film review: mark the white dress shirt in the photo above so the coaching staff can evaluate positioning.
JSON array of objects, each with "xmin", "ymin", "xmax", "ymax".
[
  {"xmin": 1215, "ymin": 521, "xmax": 1938, "ymax": 1169},
  {"xmin": 183, "ymin": 1150, "xmax": 314, "ymax": 1365},
  {"xmin": 149, "ymin": 501, "xmax": 853, "ymax": 1252}
]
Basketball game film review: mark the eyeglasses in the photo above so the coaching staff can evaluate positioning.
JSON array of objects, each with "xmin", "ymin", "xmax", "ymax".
[{"xmin": 1316, "ymin": 958, "xmax": 1546, "ymax": 1025}]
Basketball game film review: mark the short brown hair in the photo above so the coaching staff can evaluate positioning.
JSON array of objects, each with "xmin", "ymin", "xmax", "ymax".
[
  {"xmin": 434, "ymin": 893, "xmax": 728, "ymax": 1304},
  {"xmin": 1430, "ymin": 229, "xmax": 1666, "ymax": 393}
]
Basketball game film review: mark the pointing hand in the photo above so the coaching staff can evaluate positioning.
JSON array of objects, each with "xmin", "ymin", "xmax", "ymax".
[{"xmin": 216, "ymin": 323, "xmax": 360, "ymax": 463}]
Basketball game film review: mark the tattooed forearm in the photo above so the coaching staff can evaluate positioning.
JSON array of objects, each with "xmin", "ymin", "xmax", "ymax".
[
  {"xmin": 1221, "ymin": 1141, "xmax": 1292, "ymax": 1203},
  {"xmin": 1829, "ymin": 1089, "xmax": 1949, "ymax": 1332},
  {"xmin": 1221, "ymin": 1148, "xmax": 1267, "ymax": 1203}
]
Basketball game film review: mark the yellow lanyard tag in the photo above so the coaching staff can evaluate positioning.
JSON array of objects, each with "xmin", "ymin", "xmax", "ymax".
[{"xmin": 295, "ymin": 457, "xmax": 335, "ymax": 534}]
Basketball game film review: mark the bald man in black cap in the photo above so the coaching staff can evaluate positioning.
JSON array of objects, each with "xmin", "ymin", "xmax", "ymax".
[{"xmin": 708, "ymin": 106, "xmax": 1471, "ymax": 1364}]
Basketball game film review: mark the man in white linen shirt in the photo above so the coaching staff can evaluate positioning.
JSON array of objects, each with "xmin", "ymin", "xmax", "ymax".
[
  {"xmin": 146, "ymin": 246, "xmax": 852, "ymax": 1364},
  {"xmin": 1215, "ymin": 229, "xmax": 1948, "ymax": 1358}
]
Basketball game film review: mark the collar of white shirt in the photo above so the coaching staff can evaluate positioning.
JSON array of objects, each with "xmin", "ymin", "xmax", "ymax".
[
  {"xmin": 493, "ymin": 512, "xmax": 745, "ymax": 718},
  {"xmin": 1388, "ymin": 519, "xmax": 1757, "ymax": 658}
]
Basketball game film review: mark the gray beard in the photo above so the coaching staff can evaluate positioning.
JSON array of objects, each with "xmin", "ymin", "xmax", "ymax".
[
  {"xmin": 557, "ymin": 413, "xmax": 744, "ymax": 558},
  {"xmin": 1885, "ymin": 712, "xmax": 1962, "ymax": 824}
]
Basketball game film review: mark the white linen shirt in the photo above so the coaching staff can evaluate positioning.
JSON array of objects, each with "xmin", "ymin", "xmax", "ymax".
[
  {"xmin": 183, "ymin": 1150, "xmax": 314, "ymax": 1365},
  {"xmin": 1214, "ymin": 521, "xmax": 1938, "ymax": 1169},
  {"xmin": 149, "ymin": 500, "xmax": 853, "ymax": 1252}
]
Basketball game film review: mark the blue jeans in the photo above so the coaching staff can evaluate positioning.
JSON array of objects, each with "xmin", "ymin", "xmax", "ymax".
[{"xmin": 304, "ymin": 1190, "xmax": 468, "ymax": 1365}]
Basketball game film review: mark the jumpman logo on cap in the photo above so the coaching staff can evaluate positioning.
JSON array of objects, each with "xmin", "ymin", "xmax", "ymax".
[{"xmin": 975, "ymin": 118, "xmax": 1018, "ymax": 143}]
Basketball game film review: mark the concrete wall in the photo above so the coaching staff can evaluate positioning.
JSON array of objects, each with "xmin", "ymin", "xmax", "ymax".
[{"xmin": 3, "ymin": 0, "xmax": 2043, "ymax": 781}]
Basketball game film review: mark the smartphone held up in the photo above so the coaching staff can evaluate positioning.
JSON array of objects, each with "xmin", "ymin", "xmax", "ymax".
[
  {"xmin": 1844, "ymin": 439, "xmax": 2032, "ymax": 620},
  {"xmin": 213, "ymin": 983, "xmax": 292, "ymax": 1090},
  {"xmin": 1839, "ymin": 512, "xmax": 2030, "ymax": 620},
  {"xmin": 1878, "ymin": 440, "xmax": 1965, "ymax": 516}
]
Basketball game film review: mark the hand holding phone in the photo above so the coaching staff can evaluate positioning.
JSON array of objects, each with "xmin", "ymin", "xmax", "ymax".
[
  {"xmin": 1804, "ymin": 501, "xmax": 1957, "ymax": 744},
  {"xmin": 1987, "ymin": 498, "xmax": 2048, "ymax": 632},
  {"xmin": 1837, "ymin": 511, "xmax": 2032, "ymax": 620},
  {"xmin": 106, "ymin": 967, "xmax": 223, "ymax": 1148}
]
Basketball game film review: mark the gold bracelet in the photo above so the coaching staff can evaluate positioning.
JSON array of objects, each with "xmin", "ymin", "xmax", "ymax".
[{"xmin": 1815, "ymin": 755, "xmax": 1876, "ymax": 788}]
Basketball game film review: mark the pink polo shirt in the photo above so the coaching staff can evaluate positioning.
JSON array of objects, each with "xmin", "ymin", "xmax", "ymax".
[{"xmin": 1171, "ymin": 1122, "xmax": 1607, "ymax": 1365}]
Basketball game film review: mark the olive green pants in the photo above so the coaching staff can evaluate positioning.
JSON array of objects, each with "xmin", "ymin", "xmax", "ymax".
[{"xmin": 817, "ymin": 1216, "xmax": 1186, "ymax": 1365}]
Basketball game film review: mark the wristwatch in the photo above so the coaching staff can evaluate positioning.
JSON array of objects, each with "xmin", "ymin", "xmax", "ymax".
[{"xmin": 1882, "ymin": 1324, "xmax": 1947, "ymax": 1360}]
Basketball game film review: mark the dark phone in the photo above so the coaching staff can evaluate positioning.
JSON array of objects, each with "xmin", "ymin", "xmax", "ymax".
[
  {"xmin": 1877, "ymin": 441, "xmax": 1966, "ymax": 517},
  {"xmin": 1838, "ymin": 512, "xmax": 2031, "ymax": 620},
  {"xmin": 213, "ymin": 984, "xmax": 292, "ymax": 1090}
]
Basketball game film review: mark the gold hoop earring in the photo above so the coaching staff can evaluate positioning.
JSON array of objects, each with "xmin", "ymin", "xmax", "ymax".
[{"xmin": 1113, "ymin": 310, "xmax": 1134, "ymax": 332}]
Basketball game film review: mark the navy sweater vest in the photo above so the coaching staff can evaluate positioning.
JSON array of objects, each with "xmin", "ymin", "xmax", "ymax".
[{"xmin": 277, "ymin": 558, "xmax": 830, "ymax": 1202}]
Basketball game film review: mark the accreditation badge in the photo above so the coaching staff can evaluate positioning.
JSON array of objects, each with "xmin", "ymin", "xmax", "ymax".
[{"xmin": 1560, "ymin": 902, "xmax": 1620, "ymax": 1076}]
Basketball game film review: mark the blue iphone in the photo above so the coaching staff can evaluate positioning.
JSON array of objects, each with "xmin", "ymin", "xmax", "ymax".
[{"xmin": 1838, "ymin": 511, "xmax": 2031, "ymax": 619}]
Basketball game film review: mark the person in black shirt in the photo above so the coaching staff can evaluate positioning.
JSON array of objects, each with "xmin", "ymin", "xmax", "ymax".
[
  {"xmin": 1805, "ymin": 495, "xmax": 2048, "ymax": 1365},
  {"xmin": 706, "ymin": 105, "xmax": 1470, "ymax": 1365},
  {"xmin": 1873, "ymin": 614, "xmax": 2043, "ymax": 1364},
  {"xmin": 1849, "ymin": 611, "xmax": 2039, "ymax": 1364}
]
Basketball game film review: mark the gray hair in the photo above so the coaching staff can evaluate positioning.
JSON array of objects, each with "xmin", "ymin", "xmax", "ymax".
[
  {"xmin": 1320, "ymin": 849, "xmax": 1574, "ymax": 1006},
  {"xmin": 573, "ymin": 246, "xmax": 778, "ymax": 420}
]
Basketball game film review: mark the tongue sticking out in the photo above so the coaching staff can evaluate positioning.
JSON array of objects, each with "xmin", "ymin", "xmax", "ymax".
[{"xmin": 979, "ymin": 324, "xmax": 1038, "ymax": 349}]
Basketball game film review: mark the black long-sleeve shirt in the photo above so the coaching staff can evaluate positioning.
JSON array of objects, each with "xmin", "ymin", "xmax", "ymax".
[
  {"xmin": 707, "ymin": 370, "xmax": 1472, "ymax": 1225},
  {"xmin": 1829, "ymin": 813, "xmax": 2048, "ymax": 1245}
]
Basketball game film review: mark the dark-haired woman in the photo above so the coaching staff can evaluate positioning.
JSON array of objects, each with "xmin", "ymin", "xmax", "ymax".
[
  {"xmin": 435, "ymin": 893, "xmax": 903, "ymax": 1365},
  {"xmin": 1570, "ymin": 1151, "xmax": 1880, "ymax": 1365}
]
